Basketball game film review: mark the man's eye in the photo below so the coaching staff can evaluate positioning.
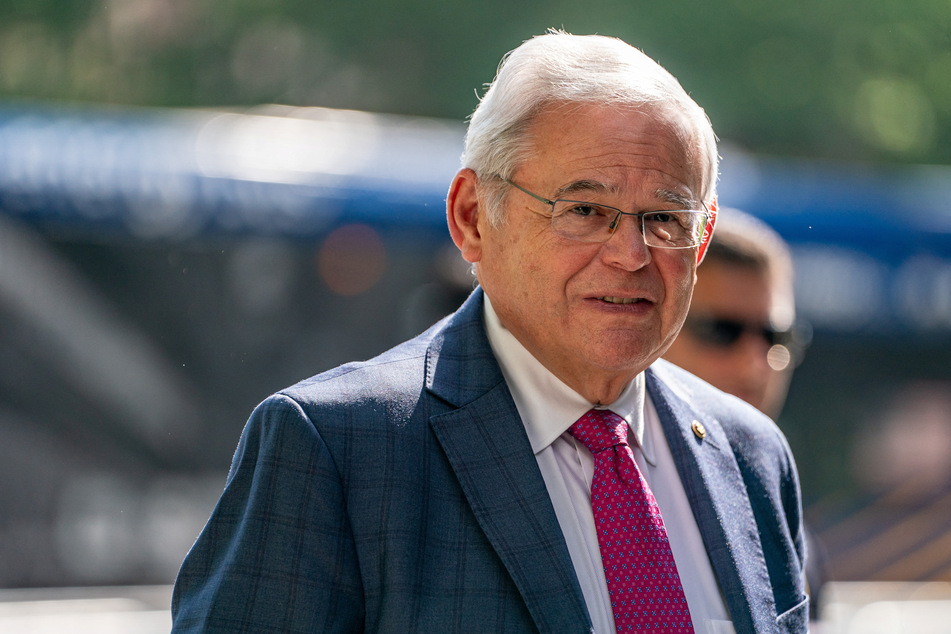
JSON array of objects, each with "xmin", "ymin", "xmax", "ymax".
[
  {"xmin": 567, "ymin": 204, "xmax": 605, "ymax": 217},
  {"xmin": 650, "ymin": 212, "xmax": 675, "ymax": 223}
]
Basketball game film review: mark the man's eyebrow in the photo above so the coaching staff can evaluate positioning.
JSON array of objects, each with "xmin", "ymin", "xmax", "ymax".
[
  {"xmin": 554, "ymin": 180, "xmax": 615, "ymax": 199},
  {"xmin": 555, "ymin": 182, "xmax": 700, "ymax": 209},
  {"xmin": 656, "ymin": 189, "xmax": 699, "ymax": 209}
]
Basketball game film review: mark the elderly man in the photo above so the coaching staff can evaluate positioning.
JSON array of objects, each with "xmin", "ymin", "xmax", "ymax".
[{"xmin": 172, "ymin": 32, "xmax": 808, "ymax": 633}]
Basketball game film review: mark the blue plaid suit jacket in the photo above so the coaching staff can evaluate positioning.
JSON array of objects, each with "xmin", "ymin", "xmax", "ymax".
[{"xmin": 172, "ymin": 288, "xmax": 808, "ymax": 633}]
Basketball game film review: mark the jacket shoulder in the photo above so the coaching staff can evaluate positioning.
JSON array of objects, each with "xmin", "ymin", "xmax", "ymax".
[{"xmin": 275, "ymin": 288, "xmax": 493, "ymax": 419}]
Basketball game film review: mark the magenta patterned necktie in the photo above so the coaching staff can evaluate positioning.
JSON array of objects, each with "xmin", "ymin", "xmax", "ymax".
[{"xmin": 569, "ymin": 408, "xmax": 694, "ymax": 633}]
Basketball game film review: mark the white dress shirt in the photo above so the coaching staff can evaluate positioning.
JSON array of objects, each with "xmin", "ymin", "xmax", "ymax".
[{"xmin": 483, "ymin": 296, "xmax": 735, "ymax": 634}]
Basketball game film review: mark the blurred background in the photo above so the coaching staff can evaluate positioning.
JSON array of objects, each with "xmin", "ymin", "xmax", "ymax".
[{"xmin": 1, "ymin": 1, "xmax": 950, "ymax": 631}]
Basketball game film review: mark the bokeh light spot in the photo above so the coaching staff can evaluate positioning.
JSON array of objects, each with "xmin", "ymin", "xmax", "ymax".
[
  {"xmin": 767, "ymin": 344, "xmax": 792, "ymax": 372},
  {"xmin": 853, "ymin": 76, "xmax": 935, "ymax": 155},
  {"xmin": 317, "ymin": 224, "xmax": 386, "ymax": 296}
]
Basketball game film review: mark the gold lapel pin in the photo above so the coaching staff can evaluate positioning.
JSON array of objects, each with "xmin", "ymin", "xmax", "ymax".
[{"xmin": 691, "ymin": 420, "xmax": 707, "ymax": 440}]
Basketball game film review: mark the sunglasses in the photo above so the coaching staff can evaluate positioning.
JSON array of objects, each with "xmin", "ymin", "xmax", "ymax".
[{"xmin": 683, "ymin": 315, "xmax": 793, "ymax": 348}]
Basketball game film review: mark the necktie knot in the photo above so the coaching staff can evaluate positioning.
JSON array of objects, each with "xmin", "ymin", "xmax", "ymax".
[{"xmin": 568, "ymin": 408, "xmax": 628, "ymax": 454}]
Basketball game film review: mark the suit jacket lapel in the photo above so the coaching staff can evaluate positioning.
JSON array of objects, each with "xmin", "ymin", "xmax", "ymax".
[
  {"xmin": 426, "ymin": 290, "xmax": 592, "ymax": 633},
  {"xmin": 646, "ymin": 367, "xmax": 777, "ymax": 633}
]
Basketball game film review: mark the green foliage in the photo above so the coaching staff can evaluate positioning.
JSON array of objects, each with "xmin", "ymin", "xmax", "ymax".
[{"xmin": 1, "ymin": 0, "xmax": 948, "ymax": 165}]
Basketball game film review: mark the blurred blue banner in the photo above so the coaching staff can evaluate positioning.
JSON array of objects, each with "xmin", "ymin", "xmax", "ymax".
[
  {"xmin": 2, "ymin": 102, "xmax": 951, "ymax": 334},
  {"xmin": 0, "ymin": 103, "xmax": 462, "ymax": 242}
]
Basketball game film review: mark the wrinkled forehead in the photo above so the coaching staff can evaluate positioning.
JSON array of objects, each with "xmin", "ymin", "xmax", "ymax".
[
  {"xmin": 642, "ymin": 103, "xmax": 711, "ymax": 202},
  {"xmin": 524, "ymin": 100, "xmax": 710, "ymax": 203}
]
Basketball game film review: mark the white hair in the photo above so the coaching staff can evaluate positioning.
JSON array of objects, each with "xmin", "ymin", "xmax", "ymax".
[{"xmin": 462, "ymin": 30, "xmax": 719, "ymax": 225}]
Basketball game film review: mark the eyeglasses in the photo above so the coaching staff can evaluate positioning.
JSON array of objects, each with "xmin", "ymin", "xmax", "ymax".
[
  {"xmin": 499, "ymin": 177, "xmax": 711, "ymax": 249},
  {"xmin": 683, "ymin": 316, "xmax": 792, "ymax": 348},
  {"xmin": 683, "ymin": 315, "xmax": 811, "ymax": 371}
]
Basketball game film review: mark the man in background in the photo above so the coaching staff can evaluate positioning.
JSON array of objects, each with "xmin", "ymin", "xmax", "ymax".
[
  {"xmin": 664, "ymin": 208, "xmax": 800, "ymax": 420},
  {"xmin": 665, "ymin": 208, "xmax": 826, "ymax": 620}
]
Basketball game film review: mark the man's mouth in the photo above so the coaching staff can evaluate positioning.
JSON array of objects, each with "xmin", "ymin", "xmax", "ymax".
[{"xmin": 598, "ymin": 296, "xmax": 647, "ymax": 305}]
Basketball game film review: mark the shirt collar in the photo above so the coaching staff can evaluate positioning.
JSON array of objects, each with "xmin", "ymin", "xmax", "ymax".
[{"xmin": 482, "ymin": 294, "xmax": 654, "ymax": 464}]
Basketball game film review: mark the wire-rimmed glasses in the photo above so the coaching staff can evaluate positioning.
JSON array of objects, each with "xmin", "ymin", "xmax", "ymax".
[{"xmin": 500, "ymin": 178, "xmax": 711, "ymax": 250}]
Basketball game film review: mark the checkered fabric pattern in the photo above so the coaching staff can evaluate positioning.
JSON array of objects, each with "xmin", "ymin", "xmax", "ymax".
[{"xmin": 569, "ymin": 409, "xmax": 694, "ymax": 633}]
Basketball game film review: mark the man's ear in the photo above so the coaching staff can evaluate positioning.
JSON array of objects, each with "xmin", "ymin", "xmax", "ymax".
[
  {"xmin": 696, "ymin": 199, "xmax": 717, "ymax": 264},
  {"xmin": 447, "ymin": 168, "xmax": 484, "ymax": 264}
]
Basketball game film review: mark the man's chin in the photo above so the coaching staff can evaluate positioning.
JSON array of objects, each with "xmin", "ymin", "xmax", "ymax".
[{"xmin": 582, "ymin": 346, "xmax": 662, "ymax": 379}]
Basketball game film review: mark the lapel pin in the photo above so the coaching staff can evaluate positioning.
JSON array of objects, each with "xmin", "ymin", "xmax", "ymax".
[{"xmin": 691, "ymin": 420, "xmax": 707, "ymax": 440}]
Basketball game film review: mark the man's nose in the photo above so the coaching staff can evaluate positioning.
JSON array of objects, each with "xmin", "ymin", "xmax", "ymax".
[{"xmin": 600, "ymin": 213, "xmax": 652, "ymax": 269}]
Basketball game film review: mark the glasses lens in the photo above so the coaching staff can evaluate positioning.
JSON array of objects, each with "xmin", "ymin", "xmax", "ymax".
[
  {"xmin": 687, "ymin": 317, "xmax": 744, "ymax": 346},
  {"xmin": 688, "ymin": 317, "xmax": 794, "ymax": 349},
  {"xmin": 548, "ymin": 199, "xmax": 707, "ymax": 249},
  {"xmin": 763, "ymin": 326, "xmax": 793, "ymax": 347},
  {"xmin": 550, "ymin": 201, "xmax": 618, "ymax": 242},
  {"xmin": 643, "ymin": 211, "xmax": 706, "ymax": 248}
]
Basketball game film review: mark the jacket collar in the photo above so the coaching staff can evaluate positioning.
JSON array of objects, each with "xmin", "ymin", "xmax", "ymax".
[
  {"xmin": 647, "ymin": 363, "xmax": 779, "ymax": 633},
  {"xmin": 425, "ymin": 288, "xmax": 594, "ymax": 632}
]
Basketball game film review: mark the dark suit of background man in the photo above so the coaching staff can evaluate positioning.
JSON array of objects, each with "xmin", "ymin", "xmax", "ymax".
[
  {"xmin": 172, "ymin": 31, "xmax": 808, "ymax": 633},
  {"xmin": 664, "ymin": 208, "xmax": 827, "ymax": 621}
]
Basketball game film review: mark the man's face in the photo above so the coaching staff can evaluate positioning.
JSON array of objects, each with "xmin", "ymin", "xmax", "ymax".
[
  {"xmin": 467, "ymin": 104, "xmax": 705, "ymax": 402},
  {"xmin": 664, "ymin": 261, "xmax": 793, "ymax": 418}
]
